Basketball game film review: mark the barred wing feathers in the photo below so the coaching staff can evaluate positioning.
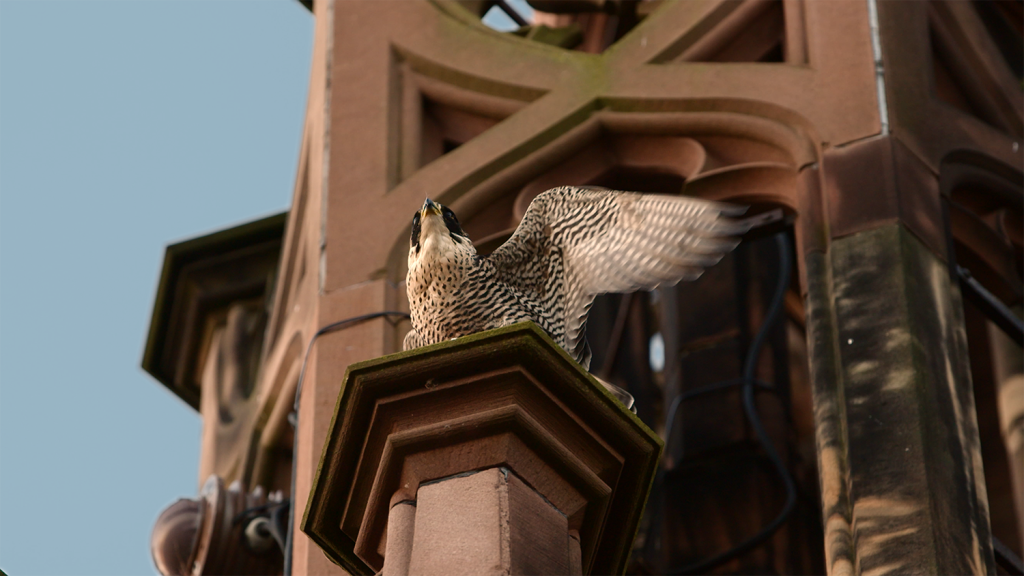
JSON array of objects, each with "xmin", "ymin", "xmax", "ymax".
[{"xmin": 487, "ymin": 186, "xmax": 750, "ymax": 369}]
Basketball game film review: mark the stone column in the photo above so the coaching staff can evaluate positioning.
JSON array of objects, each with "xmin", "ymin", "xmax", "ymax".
[
  {"xmin": 806, "ymin": 223, "xmax": 995, "ymax": 576},
  {"xmin": 395, "ymin": 467, "xmax": 575, "ymax": 576},
  {"xmin": 299, "ymin": 322, "xmax": 662, "ymax": 575}
]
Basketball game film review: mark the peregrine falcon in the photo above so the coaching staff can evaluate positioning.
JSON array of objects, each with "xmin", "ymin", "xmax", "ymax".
[{"xmin": 404, "ymin": 186, "xmax": 755, "ymax": 370}]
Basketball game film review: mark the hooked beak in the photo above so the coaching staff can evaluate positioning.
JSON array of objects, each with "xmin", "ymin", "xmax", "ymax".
[{"xmin": 420, "ymin": 198, "xmax": 442, "ymax": 217}]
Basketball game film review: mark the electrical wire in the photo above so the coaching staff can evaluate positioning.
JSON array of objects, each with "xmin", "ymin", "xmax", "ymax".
[
  {"xmin": 957, "ymin": 265, "xmax": 1024, "ymax": 346},
  {"xmin": 993, "ymin": 535, "xmax": 1024, "ymax": 575},
  {"xmin": 662, "ymin": 377, "xmax": 775, "ymax": 454},
  {"xmin": 282, "ymin": 310, "xmax": 410, "ymax": 576},
  {"xmin": 660, "ymin": 233, "xmax": 796, "ymax": 575}
]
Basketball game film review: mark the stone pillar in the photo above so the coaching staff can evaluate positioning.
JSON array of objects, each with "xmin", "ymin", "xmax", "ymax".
[
  {"xmin": 805, "ymin": 223, "xmax": 995, "ymax": 576},
  {"xmin": 299, "ymin": 322, "xmax": 662, "ymax": 575},
  {"xmin": 398, "ymin": 467, "xmax": 574, "ymax": 576}
]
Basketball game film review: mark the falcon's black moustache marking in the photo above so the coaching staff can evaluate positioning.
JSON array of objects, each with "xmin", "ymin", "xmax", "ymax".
[
  {"xmin": 441, "ymin": 206, "xmax": 468, "ymax": 242},
  {"xmin": 410, "ymin": 211, "xmax": 422, "ymax": 253}
]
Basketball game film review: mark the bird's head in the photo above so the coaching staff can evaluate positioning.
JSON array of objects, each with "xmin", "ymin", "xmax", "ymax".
[{"xmin": 408, "ymin": 198, "xmax": 475, "ymax": 268}]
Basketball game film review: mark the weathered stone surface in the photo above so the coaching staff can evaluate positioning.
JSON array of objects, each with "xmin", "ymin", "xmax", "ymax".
[
  {"xmin": 804, "ymin": 250, "xmax": 855, "ymax": 576},
  {"xmin": 806, "ymin": 223, "xmax": 995, "ymax": 576},
  {"xmin": 405, "ymin": 468, "xmax": 571, "ymax": 576}
]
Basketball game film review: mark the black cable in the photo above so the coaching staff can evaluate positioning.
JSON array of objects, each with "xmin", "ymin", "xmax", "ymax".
[
  {"xmin": 669, "ymin": 233, "xmax": 796, "ymax": 575},
  {"xmin": 957, "ymin": 265, "xmax": 1024, "ymax": 346},
  {"xmin": 282, "ymin": 311, "xmax": 410, "ymax": 576},
  {"xmin": 994, "ymin": 535, "xmax": 1024, "ymax": 575},
  {"xmin": 645, "ymin": 378, "xmax": 780, "ymax": 568},
  {"xmin": 291, "ymin": 312, "xmax": 411, "ymax": 416},
  {"xmin": 662, "ymin": 378, "xmax": 776, "ymax": 459}
]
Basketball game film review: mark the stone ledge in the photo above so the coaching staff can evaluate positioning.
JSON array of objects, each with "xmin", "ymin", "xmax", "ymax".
[{"xmin": 300, "ymin": 321, "xmax": 662, "ymax": 575}]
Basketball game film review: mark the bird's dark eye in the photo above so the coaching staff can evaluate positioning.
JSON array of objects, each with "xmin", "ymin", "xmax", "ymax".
[
  {"xmin": 410, "ymin": 211, "xmax": 422, "ymax": 251},
  {"xmin": 441, "ymin": 207, "xmax": 466, "ymax": 239},
  {"xmin": 442, "ymin": 207, "xmax": 458, "ymax": 227}
]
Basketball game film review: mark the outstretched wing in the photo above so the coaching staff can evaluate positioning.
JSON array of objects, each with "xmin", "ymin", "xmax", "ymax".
[{"xmin": 486, "ymin": 186, "xmax": 752, "ymax": 368}]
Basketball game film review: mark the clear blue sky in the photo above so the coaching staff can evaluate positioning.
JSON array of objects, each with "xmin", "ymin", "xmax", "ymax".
[{"xmin": 0, "ymin": 1, "xmax": 313, "ymax": 574}]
